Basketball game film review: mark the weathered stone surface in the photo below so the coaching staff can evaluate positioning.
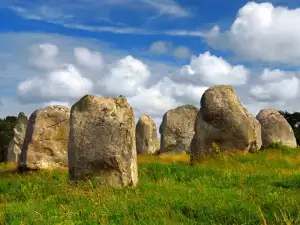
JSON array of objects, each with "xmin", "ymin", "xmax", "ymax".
[
  {"xmin": 136, "ymin": 114, "xmax": 158, "ymax": 154},
  {"xmin": 159, "ymin": 105, "xmax": 198, "ymax": 154},
  {"xmin": 68, "ymin": 95, "xmax": 138, "ymax": 188},
  {"xmin": 7, "ymin": 112, "xmax": 28, "ymax": 163},
  {"xmin": 155, "ymin": 140, "xmax": 160, "ymax": 153},
  {"xmin": 19, "ymin": 106, "xmax": 70, "ymax": 170},
  {"xmin": 191, "ymin": 85, "xmax": 262, "ymax": 163},
  {"xmin": 256, "ymin": 108, "xmax": 297, "ymax": 148}
]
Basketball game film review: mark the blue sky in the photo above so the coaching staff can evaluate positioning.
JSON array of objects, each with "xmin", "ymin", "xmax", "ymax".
[
  {"xmin": 0, "ymin": 0, "xmax": 281, "ymax": 55},
  {"xmin": 1, "ymin": 0, "xmax": 300, "ymax": 126}
]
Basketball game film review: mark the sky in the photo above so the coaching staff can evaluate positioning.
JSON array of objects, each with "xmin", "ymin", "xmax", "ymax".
[{"xmin": 1, "ymin": 0, "xmax": 300, "ymax": 128}]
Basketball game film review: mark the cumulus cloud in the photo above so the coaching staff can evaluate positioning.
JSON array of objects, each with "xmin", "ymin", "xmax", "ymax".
[
  {"xmin": 261, "ymin": 68, "xmax": 285, "ymax": 81},
  {"xmin": 149, "ymin": 41, "xmax": 191, "ymax": 59},
  {"xmin": 171, "ymin": 83, "xmax": 208, "ymax": 105},
  {"xmin": 17, "ymin": 64, "xmax": 93, "ymax": 103},
  {"xmin": 128, "ymin": 85, "xmax": 178, "ymax": 117},
  {"xmin": 128, "ymin": 76, "xmax": 207, "ymax": 119},
  {"xmin": 180, "ymin": 51, "xmax": 249, "ymax": 86},
  {"xmin": 74, "ymin": 47, "xmax": 104, "ymax": 70},
  {"xmin": 29, "ymin": 43, "xmax": 59, "ymax": 70},
  {"xmin": 206, "ymin": 2, "xmax": 300, "ymax": 65},
  {"xmin": 6, "ymin": 31, "xmax": 300, "ymax": 132},
  {"xmin": 249, "ymin": 69, "xmax": 299, "ymax": 102},
  {"xmin": 149, "ymin": 41, "xmax": 170, "ymax": 54},
  {"xmin": 173, "ymin": 46, "xmax": 191, "ymax": 59},
  {"xmin": 101, "ymin": 55, "xmax": 151, "ymax": 97}
]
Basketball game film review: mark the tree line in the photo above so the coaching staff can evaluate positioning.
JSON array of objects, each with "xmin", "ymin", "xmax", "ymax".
[
  {"xmin": 0, "ymin": 116, "xmax": 17, "ymax": 161},
  {"xmin": 278, "ymin": 111, "xmax": 300, "ymax": 145}
]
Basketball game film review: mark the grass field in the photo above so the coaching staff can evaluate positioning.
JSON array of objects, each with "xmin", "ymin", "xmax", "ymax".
[{"xmin": 0, "ymin": 146, "xmax": 300, "ymax": 224}]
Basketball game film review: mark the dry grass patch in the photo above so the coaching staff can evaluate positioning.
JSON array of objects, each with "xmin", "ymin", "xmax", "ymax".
[{"xmin": 137, "ymin": 153, "xmax": 190, "ymax": 165}]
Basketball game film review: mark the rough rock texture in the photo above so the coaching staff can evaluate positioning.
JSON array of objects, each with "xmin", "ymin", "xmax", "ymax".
[
  {"xmin": 136, "ymin": 114, "xmax": 158, "ymax": 154},
  {"xmin": 19, "ymin": 106, "xmax": 70, "ymax": 170},
  {"xmin": 7, "ymin": 112, "xmax": 28, "ymax": 163},
  {"xmin": 256, "ymin": 108, "xmax": 297, "ymax": 148},
  {"xmin": 191, "ymin": 85, "xmax": 262, "ymax": 163},
  {"xmin": 155, "ymin": 140, "xmax": 160, "ymax": 153},
  {"xmin": 159, "ymin": 105, "xmax": 198, "ymax": 154},
  {"xmin": 68, "ymin": 95, "xmax": 138, "ymax": 188}
]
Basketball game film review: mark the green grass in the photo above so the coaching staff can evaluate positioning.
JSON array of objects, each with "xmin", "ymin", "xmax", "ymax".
[{"xmin": 1, "ymin": 147, "xmax": 300, "ymax": 224}]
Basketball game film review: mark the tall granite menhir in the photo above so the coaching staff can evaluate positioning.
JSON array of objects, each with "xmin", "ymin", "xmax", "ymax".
[
  {"xmin": 68, "ymin": 95, "xmax": 138, "ymax": 188},
  {"xmin": 18, "ymin": 106, "xmax": 70, "ymax": 170},
  {"xmin": 191, "ymin": 85, "xmax": 262, "ymax": 163}
]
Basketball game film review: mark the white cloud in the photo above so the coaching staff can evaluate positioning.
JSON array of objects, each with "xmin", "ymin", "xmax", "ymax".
[
  {"xmin": 29, "ymin": 43, "xmax": 59, "ymax": 70},
  {"xmin": 0, "ymin": 32, "xmax": 121, "ymax": 96},
  {"xmin": 141, "ymin": 0, "xmax": 191, "ymax": 18},
  {"xmin": 171, "ymin": 83, "xmax": 208, "ymax": 105},
  {"xmin": 261, "ymin": 68, "xmax": 285, "ymax": 81},
  {"xmin": 127, "ymin": 77, "xmax": 206, "ymax": 118},
  {"xmin": 249, "ymin": 68, "xmax": 300, "ymax": 104},
  {"xmin": 101, "ymin": 55, "xmax": 151, "ymax": 97},
  {"xmin": 173, "ymin": 46, "xmax": 191, "ymax": 59},
  {"xmin": 148, "ymin": 41, "xmax": 191, "ymax": 59},
  {"xmin": 0, "ymin": 32, "xmax": 118, "ymax": 118},
  {"xmin": 181, "ymin": 51, "xmax": 249, "ymax": 86},
  {"xmin": 63, "ymin": 24, "xmax": 157, "ymax": 35},
  {"xmin": 6, "ymin": 6, "xmax": 204, "ymax": 37},
  {"xmin": 163, "ymin": 30, "xmax": 204, "ymax": 37},
  {"xmin": 4, "ymin": 31, "xmax": 300, "ymax": 135},
  {"xmin": 149, "ymin": 41, "xmax": 170, "ymax": 54},
  {"xmin": 8, "ymin": 5, "xmax": 73, "ymax": 21},
  {"xmin": 250, "ymin": 74, "xmax": 299, "ymax": 102},
  {"xmin": 17, "ymin": 64, "xmax": 93, "ymax": 103},
  {"xmin": 6, "ymin": 0, "xmax": 192, "ymax": 39},
  {"xmin": 128, "ymin": 85, "xmax": 178, "ymax": 118},
  {"xmin": 61, "ymin": 24, "xmax": 206, "ymax": 37},
  {"xmin": 8, "ymin": 0, "xmax": 191, "ymax": 21},
  {"xmin": 74, "ymin": 47, "xmax": 104, "ymax": 70},
  {"xmin": 207, "ymin": 2, "xmax": 300, "ymax": 65},
  {"xmin": 6, "ymin": 1, "xmax": 202, "ymax": 37}
]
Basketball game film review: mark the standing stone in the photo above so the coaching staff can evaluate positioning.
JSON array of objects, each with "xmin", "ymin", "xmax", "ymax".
[
  {"xmin": 256, "ymin": 108, "xmax": 297, "ymax": 148},
  {"xmin": 7, "ymin": 112, "xmax": 28, "ymax": 163},
  {"xmin": 191, "ymin": 85, "xmax": 262, "ymax": 163},
  {"xmin": 136, "ymin": 115, "xmax": 158, "ymax": 154},
  {"xmin": 68, "ymin": 95, "xmax": 138, "ymax": 188},
  {"xmin": 19, "ymin": 106, "xmax": 70, "ymax": 170},
  {"xmin": 159, "ymin": 105, "xmax": 198, "ymax": 154}
]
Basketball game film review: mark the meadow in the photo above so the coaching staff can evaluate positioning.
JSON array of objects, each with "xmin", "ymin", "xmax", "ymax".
[{"xmin": 0, "ymin": 145, "xmax": 300, "ymax": 224}]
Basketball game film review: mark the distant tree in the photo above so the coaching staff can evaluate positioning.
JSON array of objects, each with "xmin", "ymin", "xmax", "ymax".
[
  {"xmin": 0, "ymin": 116, "xmax": 17, "ymax": 162},
  {"xmin": 279, "ymin": 110, "xmax": 300, "ymax": 145}
]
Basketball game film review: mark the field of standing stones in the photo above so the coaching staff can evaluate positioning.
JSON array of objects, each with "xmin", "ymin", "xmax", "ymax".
[{"xmin": 5, "ymin": 85, "xmax": 297, "ymax": 188}]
